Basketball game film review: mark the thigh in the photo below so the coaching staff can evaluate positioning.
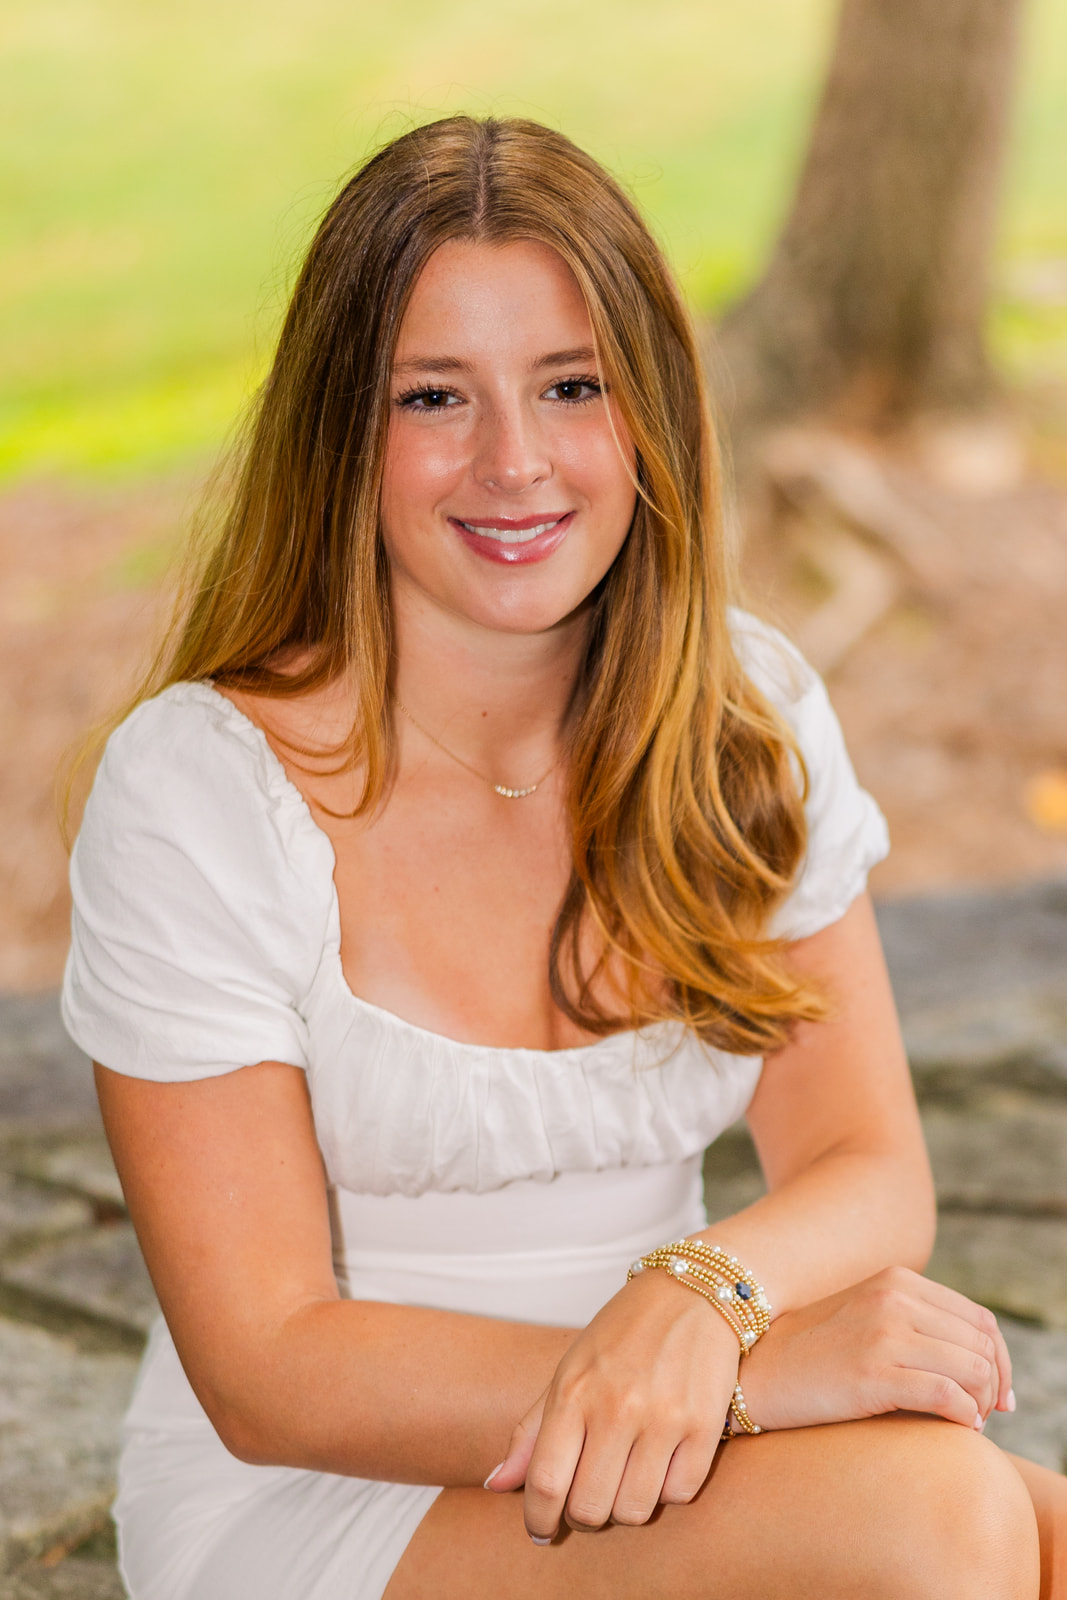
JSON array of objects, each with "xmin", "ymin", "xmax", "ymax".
[
  {"xmin": 385, "ymin": 1416, "xmax": 1039, "ymax": 1600},
  {"xmin": 1005, "ymin": 1453, "xmax": 1067, "ymax": 1600}
]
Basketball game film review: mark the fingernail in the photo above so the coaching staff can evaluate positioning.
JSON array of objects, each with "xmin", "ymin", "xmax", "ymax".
[
  {"xmin": 1007, "ymin": 1388, "xmax": 1017, "ymax": 1413},
  {"xmin": 483, "ymin": 1462, "xmax": 504, "ymax": 1489},
  {"xmin": 529, "ymin": 1533, "xmax": 553, "ymax": 1546},
  {"xmin": 973, "ymin": 1413, "xmax": 986, "ymax": 1431}
]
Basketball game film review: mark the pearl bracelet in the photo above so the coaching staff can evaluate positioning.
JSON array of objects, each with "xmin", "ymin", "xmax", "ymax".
[
  {"xmin": 627, "ymin": 1238, "xmax": 772, "ymax": 1357},
  {"xmin": 723, "ymin": 1381, "xmax": 763, "ymax": 1439}
]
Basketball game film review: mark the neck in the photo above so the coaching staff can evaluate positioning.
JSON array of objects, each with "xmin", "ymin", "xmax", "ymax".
[{"xmin": 391, "ymin": 590, "xmax": 591, "ymax": 772}]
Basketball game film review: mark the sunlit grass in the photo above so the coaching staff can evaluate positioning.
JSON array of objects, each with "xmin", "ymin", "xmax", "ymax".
[{"xmin": 1, "ymin": 0, "xmax": 1064, "ymax": 484}]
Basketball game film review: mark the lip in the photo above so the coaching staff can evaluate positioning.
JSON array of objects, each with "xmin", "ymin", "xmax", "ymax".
[{"xmin": 448, "ymin": 511, "xmax": 575, "ymax": 565}]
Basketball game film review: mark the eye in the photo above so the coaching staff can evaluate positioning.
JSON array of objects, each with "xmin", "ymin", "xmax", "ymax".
[
  {"xmin": 394, "ymin": 385, "xmax": 463, "ymax": 411},
  {"xmin": 544, "ymin": 375, "xmax": 602, "ymax": 405}
]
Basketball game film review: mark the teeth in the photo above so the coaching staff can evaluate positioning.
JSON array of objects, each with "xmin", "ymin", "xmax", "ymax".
[{"xmin": 460, "ymin": 519, "xmax": 560, "ymax": 544}]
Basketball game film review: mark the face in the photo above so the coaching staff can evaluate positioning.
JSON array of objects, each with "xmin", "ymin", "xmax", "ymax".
[{"xmin": 380, "ymin": 238, "xmax": 637, "ymax": 639}]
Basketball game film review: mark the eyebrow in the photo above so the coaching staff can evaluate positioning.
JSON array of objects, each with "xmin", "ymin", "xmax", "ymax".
[{"xmin": 392, "ymin": 345, "xmax": 599, "ymax": 376}]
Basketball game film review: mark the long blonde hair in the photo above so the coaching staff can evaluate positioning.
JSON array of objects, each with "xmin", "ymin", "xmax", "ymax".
[{"xmin": 110, "ymin": 116, "xmax": 824, "ymax": 1053}]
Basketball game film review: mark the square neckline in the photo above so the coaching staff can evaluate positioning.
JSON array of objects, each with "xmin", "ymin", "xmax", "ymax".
[{"xmin": 198, "ymin": 681, "xmax": 674, "ymax": 1063}]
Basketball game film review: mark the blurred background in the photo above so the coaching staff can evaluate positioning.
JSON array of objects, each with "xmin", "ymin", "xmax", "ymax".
[{"xmin": 2, "ymin": 0, "xmax": 1066, "ymax": 986}]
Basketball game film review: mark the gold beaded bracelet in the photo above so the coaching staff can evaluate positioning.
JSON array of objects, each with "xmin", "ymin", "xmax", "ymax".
[
  {"xmin": 627, "ymin": 1239, "xmax": 772, "ymax": 1358},
  {"xmin": 722, "ymin": 1381, "xmax": 763, "ymax": 1440}
]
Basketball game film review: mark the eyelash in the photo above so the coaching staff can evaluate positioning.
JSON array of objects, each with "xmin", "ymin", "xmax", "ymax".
[{"xmin": 393, "ymin": 374, "xmax": 603, "ymax": 411}]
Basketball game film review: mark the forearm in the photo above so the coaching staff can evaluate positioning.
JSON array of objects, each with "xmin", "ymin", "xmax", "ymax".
[
  {"xmin": 199, "ymin": 1296, "xmax": 576, "ymax": 1485},
  {"xmin": 694, "ymin": 1145, "xmax": 936, "ymax": 1316}
]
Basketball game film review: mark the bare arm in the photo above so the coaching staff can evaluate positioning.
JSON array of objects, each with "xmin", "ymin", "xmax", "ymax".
[
  {"xmin": 94, "ymin": 1058, "xmax": 573, "ymax": 1486},
  {"xmin": 697, "ymin": 890, "xmax": 936, "ymax": 1305}
]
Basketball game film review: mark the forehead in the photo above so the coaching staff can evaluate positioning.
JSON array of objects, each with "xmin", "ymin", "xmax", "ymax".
[{"xmin": 394, "ymin": 239, "xmax": 593, "ymax": 362}]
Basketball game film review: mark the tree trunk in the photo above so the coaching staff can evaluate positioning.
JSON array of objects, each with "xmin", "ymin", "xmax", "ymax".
[{"xmin": 716, "ymin": 0, "xmax": 1026, "ymax": 434}]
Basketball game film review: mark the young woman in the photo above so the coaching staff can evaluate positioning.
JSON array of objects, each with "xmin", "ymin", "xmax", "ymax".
[{"xmin": 63, "ymin": 117, "xmax": 1063, "ymax": 1599}]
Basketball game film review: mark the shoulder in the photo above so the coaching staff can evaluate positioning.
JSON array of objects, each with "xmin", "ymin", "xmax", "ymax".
[
  {"xmin": 727, "ymin": 607, "xmax": 817, "ymax": 714},
  {"xmin": 726, "ymin": 612, "xmax": 890, "ymax": 940},
  {"xmin": 66, "ymin": 683, "xmax": 334, "ymax": 1078},
  {"xmin": 99, "ymin": 681, "xmax": 282, "ymax": 811},
  {"xmin": 79, "ymin": 682, "xmax": 335, "ymax": 930}
]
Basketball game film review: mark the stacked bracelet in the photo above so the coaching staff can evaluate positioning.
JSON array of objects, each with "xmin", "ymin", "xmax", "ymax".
[
  {"xmin": 723, "ymin": 1381, "xmax": 763, "ymax": 1439},
  {"xmin": 627, "ymin": 1238, "xmax": 771, "ymax": 1357}
]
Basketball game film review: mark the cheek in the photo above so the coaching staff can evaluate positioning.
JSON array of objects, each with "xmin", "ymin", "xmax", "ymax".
[
  {"xmin": 382, "ymin": 425, "xmax": 467, "ymax": 516},
  {"xmin": 558, "ymin": 423, "xmax": 636, "ymax": 525}
]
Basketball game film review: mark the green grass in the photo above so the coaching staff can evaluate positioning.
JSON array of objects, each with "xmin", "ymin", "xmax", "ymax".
[{"xmin": 1, "ymin": 0, "xmax": 1065, "ymax": 483}]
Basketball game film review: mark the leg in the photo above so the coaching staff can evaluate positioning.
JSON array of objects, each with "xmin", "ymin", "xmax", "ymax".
[
  {"xmin": 1007, "ymin": 1453, "xmax": 1067, "ymax": 1600},
  {"xmin": 386, "ymin": 1415, "xmax": 1039, "ymax": 1600}
]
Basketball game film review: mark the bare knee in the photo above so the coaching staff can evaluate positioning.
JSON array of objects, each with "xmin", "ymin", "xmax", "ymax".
[{"xmin": 875, "ymin": 1418, "xmax": 1040, "ymax": 1600}]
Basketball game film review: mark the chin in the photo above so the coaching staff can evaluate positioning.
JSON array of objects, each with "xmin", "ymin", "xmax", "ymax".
[{"xmin": 457, "ymin": 581, "xmax": 600, "ymax": 638}]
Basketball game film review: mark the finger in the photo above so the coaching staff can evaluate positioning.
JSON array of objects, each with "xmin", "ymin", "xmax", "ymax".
[
  {"xmin": 604, "ymin": 1432, "xmax": 678, "ymax": 1527},
  {"xmin": 884, "ymin": 1366, "xmax": 982, "ymax": 1429},
  {"xmin": 989, "ymin": 1316, "xmax": 1014, "ymax": 1412},
  {"xmin": 906, "ymin": 1304, "xmax": 1002, "ymax": 1418},
  {"xmin": 486, "ymin": 1394, "xmax": 546, "ymax": 1494},
  {"xmin": 909, "ymin": 1278, "xmax": 1013, "ymax": 1413},
  {"xmin": 898, "ymin": 1334, "xmax": 997, "ymax": 1421},
  {"xmin": 564, "ymin": 1430, "xmax": 637, "ymax": 1532},
  {"xmin": 657, "ymin": 1428, "xmax": 721, "ymax": 1508},
  {"xmin": 523, "ymin": 1407, "xmax": 587, "ymax": 1543}
]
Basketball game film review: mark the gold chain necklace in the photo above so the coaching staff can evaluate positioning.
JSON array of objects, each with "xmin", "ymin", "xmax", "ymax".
[{"xmin": 395, "ymin": 699, "xmax": 558, "ymax": 799}]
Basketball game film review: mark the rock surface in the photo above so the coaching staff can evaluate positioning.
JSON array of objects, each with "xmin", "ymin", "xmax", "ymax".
[
  {"xmin": 0, "ymin": 1319, "xmax": 135, "ymax": 1577},
  {"xmin": 984, "ymin": 1319, "xmax": 1067, "ymax": 1472},
  {"xmin": 0, "ymin": 1173, "xmax": 92, "ymax": 1254},
  {"xmin": 1, "ymin": 1561, "xmax": 126, "ymax": 1600},
  {"xmin": 1, "ymin": 1225, "xmax": 157, "ymax": 1342},
  {"xmin": 930, "ymin": 1213, "xmax": 1067, "ymax": 1331},
  {"xmin": 923, "ymin": 1100, "xmax": 1067, "ymax": 1214},
  {"xmin": 7, "ymin": 1133, "xmax": 124, "ymax": 1212}
]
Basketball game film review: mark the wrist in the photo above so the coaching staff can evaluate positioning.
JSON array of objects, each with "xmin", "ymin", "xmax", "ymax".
[
  {"xmin": 628, "ymin": 1238, "xmax": 771, "ymax": 1358},
  {"xmin": 625, "ymin": 1254, "xmax": 744, "ymax": 1365}
]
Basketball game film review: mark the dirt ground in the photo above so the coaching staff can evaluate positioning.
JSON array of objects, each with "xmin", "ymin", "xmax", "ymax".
[{"xmin": 2, "ymin": 434, "xmax": 1066, "ymax": 991}]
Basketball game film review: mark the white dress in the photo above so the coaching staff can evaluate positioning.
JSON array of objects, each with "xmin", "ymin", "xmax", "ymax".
[{"xmin": 61, "ymin": 614, "xmax": 888, "ymax": 1600}]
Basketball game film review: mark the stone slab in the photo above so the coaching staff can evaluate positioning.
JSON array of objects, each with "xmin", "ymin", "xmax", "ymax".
[
  {"xmin": 0, "ymin": 1317, "xmax": 136, "ymax": 1575},
  {"xmin": 0, "ymin": 997, "xmax": 97, "ymax": 1136},
  {"xmin": 0, "ymin": 1175, "xmax": 93, "ymax": 1255},
  {"xmin": 1, "ymin": 1226, "xmax": 157, "ymax": 1340},
  {"xmin": 929, "ymin": 1213, "xmax": 1067, "ymax": 1331},
  {"xmin": 876, "ymin": 880, "xmax": 1067, "ymax": 1018},
  {"xmin": 703, "ymin": 1124, "xmax": 765, "ymax": 1222},
  {"xmin": 923, "ymin": 1101, "xmax": 1067, "ymax": 1214},
  {"xmin": 983, "ymin": 1318, "xmax": 1067, "ymax": 1474},
  {"xmin": 6, "ymin": 1134, "xmax": 123, "ymax": 1213},
  {"xmin": 876, "ymin": 883, "xmax": 1067, "ymax": 1096},
  {"xmin": 0, "ymin": 1560, "xmax": 125, "ymax": 1600},
  {"xmin": 905, "ymin": 993, "xmax": 1067, "ymax": 1099}
]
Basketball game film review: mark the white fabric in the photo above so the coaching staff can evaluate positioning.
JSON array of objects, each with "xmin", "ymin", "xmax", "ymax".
[{"xmin": 62, "ymin": 611, "xmax": 888, "ymax": 1600}]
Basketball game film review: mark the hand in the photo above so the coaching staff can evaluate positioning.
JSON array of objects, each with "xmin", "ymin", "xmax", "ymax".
[
  {"xmin": 739, "ymin": 1266, "xmax": 1014, "ymax": 1434},
  {"xmin": 485, "ymin": 1268, "xmax": 740, "ymax": 1541}
]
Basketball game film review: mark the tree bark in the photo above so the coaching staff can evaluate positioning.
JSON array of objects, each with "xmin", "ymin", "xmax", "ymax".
[{"xmin": 716, "ymin": 0, "xmax": 1026, "ymax": 433}]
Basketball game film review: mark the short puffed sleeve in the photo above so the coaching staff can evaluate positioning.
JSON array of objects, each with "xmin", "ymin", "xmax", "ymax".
[
  {"xmin": 730, "ymin": 610, "xmax": 890, "ymax": 943},
  {"xmin": 62, "ymin": 683, "xmax": 336, "ymax": 1081}
]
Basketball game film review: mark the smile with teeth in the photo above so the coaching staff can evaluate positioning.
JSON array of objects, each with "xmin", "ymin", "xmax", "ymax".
[{"xmin": 458, "ymin": 518, "xmax": 563, "ymax": 544}]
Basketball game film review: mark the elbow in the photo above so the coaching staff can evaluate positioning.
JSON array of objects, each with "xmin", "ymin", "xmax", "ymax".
[
  {"xmin": 195, "ymin": 1379, "xmax": 298, "ymax": 1468},
  {"xmin": 212, "ymin": 1409, "xmax": 281, "ymax": 1468}
]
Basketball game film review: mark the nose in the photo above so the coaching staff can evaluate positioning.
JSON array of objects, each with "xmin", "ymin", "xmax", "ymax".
[{"xmin": 472, "ymin": 399, "xmax": 552, "ymax": 493}]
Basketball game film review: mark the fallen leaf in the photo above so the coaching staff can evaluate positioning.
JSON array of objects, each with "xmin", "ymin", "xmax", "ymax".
[{"xmin": 1024, "ymin": 770, "xmax": 1067, "ymax": 833}]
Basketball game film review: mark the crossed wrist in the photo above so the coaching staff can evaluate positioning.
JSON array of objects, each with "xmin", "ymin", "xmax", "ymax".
[
  {"xmin": 628, "ymin": 1237, "xmax": 771, "ymax": 1440},
  {"xmin": 627, "ymin": 1238, "xmax": 772, "ymax": 1356}
]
